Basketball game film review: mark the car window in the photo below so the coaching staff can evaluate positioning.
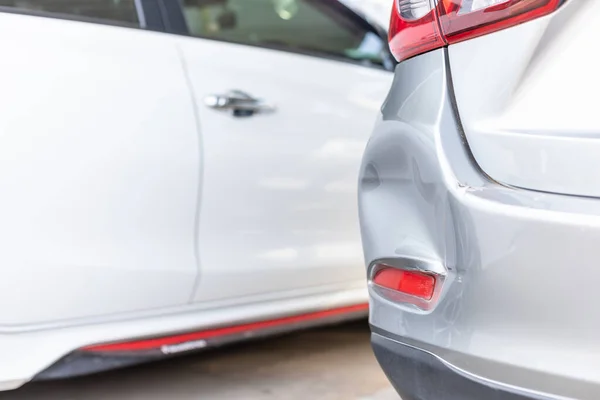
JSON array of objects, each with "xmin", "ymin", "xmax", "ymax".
[
  {"xmin": 0, "ymin": 0, "xmax": 139, "ymax": 25},
  {"xmin": 182, "ymin": 0, "xmax": 388, "ymax": 68}
]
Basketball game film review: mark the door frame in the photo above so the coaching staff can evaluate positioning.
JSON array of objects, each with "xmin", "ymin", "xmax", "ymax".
[{"xmin": 150, "ymin": 0, "xmax": 395, "ymax": 71}]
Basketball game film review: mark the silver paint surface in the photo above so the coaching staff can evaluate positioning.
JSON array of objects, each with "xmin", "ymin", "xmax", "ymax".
[{"xmin": 360, "ymin": 48, "xmax": 600, "ymax": 399}]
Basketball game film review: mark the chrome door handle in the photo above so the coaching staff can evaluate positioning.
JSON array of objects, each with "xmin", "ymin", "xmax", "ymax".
[{"xmin": 204, "ymin": 90, "xmax": 276, "ymax": 117}]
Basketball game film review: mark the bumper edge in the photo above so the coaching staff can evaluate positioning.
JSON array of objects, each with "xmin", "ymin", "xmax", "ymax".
[{"xmin": 371, "ymin": 332, "xmax": 551, "ymax": 400}]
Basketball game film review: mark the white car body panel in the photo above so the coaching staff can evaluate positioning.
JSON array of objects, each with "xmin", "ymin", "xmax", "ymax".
[
  {"xmin": 340, "ymin": 0, "xmax": 392, "ymax": 29},
  {"xmin": 179, "ymin": 38, "xmax": 391, "ymax": 303},
  {"xmin": 0, "ymin": 1, "xmax": 392, "ymax": 389},
  {"xmin": 0, "ymin": 13, "xmax": 200, "ymax": 325},
  {"xmin": 0, "ymin": 283, "xmax": 366, "ymax": 391}
]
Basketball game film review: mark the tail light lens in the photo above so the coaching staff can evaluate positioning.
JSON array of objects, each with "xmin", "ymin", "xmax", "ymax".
[
  {"xmin": 388, "ymin": 0, "xmax": 445, "ymax": 64},
  {"xmin": 389, "ymin": 0, "xmax": 563, "ymax": 62},
  {"xmin": 373, "ymin": 267, "xmax": 436, "ymax": 300}
]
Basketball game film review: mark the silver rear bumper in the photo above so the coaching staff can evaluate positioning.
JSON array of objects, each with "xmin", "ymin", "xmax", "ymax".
[
  {"xmin": 371, "ymin": 331, "xmax": 549, "ymax": 400},
  {"xmin": 360, "ymin": 48, "xmax": 600, "ymax": 400}
]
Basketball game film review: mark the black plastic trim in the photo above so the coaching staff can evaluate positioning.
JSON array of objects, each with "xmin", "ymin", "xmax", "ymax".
[
  {"xmin": 158, "ymin": 0, "xmax": 187, "ymax": 34},
  {"xmin": 34, "ymin": 351, "xmax": 164, "ymax": 380},
  {"xmin": 34, "ymin": 307, "xmax": 367, "ymax": 381},
  {"xmin": 140, "ymin": 0, "xmax": 165, "ymax": 31},
  {"xmin": 371, "ymin": 332, "xmax": 550, "ymax": 400}
]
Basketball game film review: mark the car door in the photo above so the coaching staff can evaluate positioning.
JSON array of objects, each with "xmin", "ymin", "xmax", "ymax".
[
  {"xmin": 0, "ymin": 0, "xmax": 200, "ymax": 324},
  {"xmin": 174, "ymin": 0, "xmax": 394, "ymax": 304}
]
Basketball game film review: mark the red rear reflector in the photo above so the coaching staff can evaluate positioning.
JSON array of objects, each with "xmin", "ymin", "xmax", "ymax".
[
  {"xmin": 389, "ymin": 0, "xmax": 563, "ymax": 62},
  {"xmin": 373, "ymin": 268, "xmax": 435, "ymax": 300}
]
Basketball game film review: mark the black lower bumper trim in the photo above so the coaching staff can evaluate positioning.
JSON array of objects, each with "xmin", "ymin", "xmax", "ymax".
[
  {"xmin": 371, "ymin": 333, "xmax": 544, "ymax": 400},
  {"xmin": 34, "ymin": 351, "xmax": 163, "ymax": 380}
]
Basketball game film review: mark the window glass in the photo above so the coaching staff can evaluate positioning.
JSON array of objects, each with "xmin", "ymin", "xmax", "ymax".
[
  {"xmin": 0, "ymin": 0, "xmax": 139, "ymax": 25},
  {"xmin": 182, "ymin": 0, "xmax": 387, "ymax": 68}
]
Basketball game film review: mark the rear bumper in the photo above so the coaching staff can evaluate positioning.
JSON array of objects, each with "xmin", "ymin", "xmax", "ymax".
[
  {"xmin": 371, "ymin": 332, "xmax": 542, "ymax": 400},
  {"xmin": 360, "ymin": 48, "xmax": 600, "ymax": 399}
]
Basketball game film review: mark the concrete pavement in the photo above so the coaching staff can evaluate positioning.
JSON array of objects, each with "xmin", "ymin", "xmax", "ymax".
[{"xmin": 0, "ymin": 321, "xmax": 400, "ymax": 400}]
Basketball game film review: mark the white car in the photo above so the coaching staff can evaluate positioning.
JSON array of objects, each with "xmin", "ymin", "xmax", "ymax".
[{"xmin": 0, "ymin": 0, "xmax": 392, "ymax": 391}]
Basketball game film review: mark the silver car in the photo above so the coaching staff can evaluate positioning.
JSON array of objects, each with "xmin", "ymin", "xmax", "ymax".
[{"xmin": 359, "ymin": 0, "xmax": 597, "ymax": 399}]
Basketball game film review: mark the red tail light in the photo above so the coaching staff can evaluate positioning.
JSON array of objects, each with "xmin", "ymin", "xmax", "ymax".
[{"xmin": 389, "ymin": 0, "xmax": 562, "ymax": 62}]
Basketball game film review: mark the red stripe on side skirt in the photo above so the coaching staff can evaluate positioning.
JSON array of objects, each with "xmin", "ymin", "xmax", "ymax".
[{"xmin": 83, "ymin": 303, "xmax": 369, "ymax": 352}]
